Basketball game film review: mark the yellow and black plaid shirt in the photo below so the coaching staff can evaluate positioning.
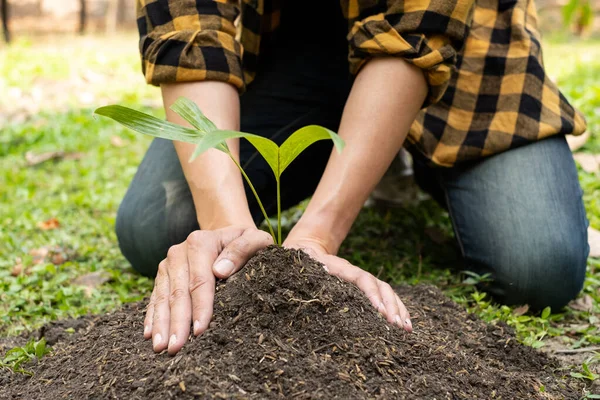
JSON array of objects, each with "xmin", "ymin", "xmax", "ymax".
[{"xmin": 137, "ymin": 0, "xmax": 586, "ymax": 167}]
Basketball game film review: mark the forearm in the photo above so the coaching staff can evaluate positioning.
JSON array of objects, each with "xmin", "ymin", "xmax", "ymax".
[
  {"xmin": 293, "ymin": 57, "xmax": 428, "ymax": 253},
  {"xmin": 161, "ymin": 81, "xmax": 254, "ymax": 230}
]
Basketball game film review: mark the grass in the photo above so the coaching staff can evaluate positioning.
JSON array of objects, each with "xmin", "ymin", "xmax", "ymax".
[{"xmin": 0, "ymin": 33, "xmax": 599, "ymax": 390}]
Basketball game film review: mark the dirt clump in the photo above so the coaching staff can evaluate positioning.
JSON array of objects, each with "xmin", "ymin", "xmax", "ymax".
[{"xmin": 1, "ymin": 247, "xmax": 579, "ymax": 399}]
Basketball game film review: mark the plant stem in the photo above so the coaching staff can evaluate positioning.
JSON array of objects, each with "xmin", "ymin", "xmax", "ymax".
[
  {"xmin": 225, "ymin": 151, "xmax": 276, "ymax": 242},
  {"xmin": 276, "ymin": 177, "xmax": 281, "ymax": 245}
]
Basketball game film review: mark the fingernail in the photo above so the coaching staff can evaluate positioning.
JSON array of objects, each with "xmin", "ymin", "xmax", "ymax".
[
  {"xmin": 153, "ymin": 333, "xmax": 162, "ymax": 349},
  {"xmin": 214, "ymin": 259, "xmax": 235, "ymax": 276},
  {"xmin": 168, "ymin": 334, "xmax": 177, "ymax": 349},
  {"xmin": 322, "ymin": 264, "xmax": 329, "ymax": 273},
  {"xmin": 405, "ymin": 318, "xmax": 413, "ymax": 330},
  {"xmin": 378, "ymin": 302, "xmax": 385, "ymax": 313},
  {"xmin": 394, "ymin": 315, "xmax": 403, "ymax": 327},
  {"xmin": 144, "ymin": 325, "xmax": 150, "ymax": 336},
  {"xmin": 193, "ymin": 320, "xmax": 201, "ymax": 335}
]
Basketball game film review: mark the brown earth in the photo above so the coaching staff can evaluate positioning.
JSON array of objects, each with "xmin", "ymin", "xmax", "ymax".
[{"xmin": 0, "ymin": 247, "xmax": 581, "ymax": 399}]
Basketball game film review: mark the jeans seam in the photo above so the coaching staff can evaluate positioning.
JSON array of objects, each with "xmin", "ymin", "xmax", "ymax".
[
  {"xmin": 577, "ymin": 186, "xmax": 590, "ymax": 260},
  {"xmin": 438, "ymin": 173, "xmax": 467, "ymax": 259}
]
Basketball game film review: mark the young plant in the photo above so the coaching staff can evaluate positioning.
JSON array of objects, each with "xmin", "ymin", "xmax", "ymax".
[
  {"xmin": 1, "ymin": 338, "xmax": 51, "ymax": 375},
  {"xmin": 94, "ymin": 97, "xmax": 344, "ymax": 245}
]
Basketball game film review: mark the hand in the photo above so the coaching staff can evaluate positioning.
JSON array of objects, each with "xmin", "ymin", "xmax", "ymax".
[
  {"xmin": 283, "ymin": 236, "xmax": 412, "ymax": 333},
  {"xmin": 143, "ymin": 226, "xmax": 273, "ymax": 355}
]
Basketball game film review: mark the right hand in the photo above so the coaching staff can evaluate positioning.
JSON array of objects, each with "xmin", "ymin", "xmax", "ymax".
[{"xmin": 143, "ymin": 226, "xmax": 273, "ymax": 355}]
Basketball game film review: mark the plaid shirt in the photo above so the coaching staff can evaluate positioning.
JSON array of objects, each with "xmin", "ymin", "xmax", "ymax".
[{"xmin": 137, "ymin": 0, "xmax": 586, "ymax": 167}]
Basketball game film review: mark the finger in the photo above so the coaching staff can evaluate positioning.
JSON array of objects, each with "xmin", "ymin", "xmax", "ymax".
[
  {"xmin": 378, "ymin": 280, "xmax": 401, "ymax": 326},
  {"xmin": 395, "ymin": 293, "xmax": 412, "ymax": 333},
  {"xmin": 186, "ymin": 231, "xmax": 218, "ymax": 337},
  {"xmin": 317, "ymin": 254, "xmax": 384, "ymax": 313},
  {"xmin": 143, "ymin": 289, "xmax": 156, "ymax": 339},
  {"xmin": 212, "ymin": 228, "xmax": 273, "ymax": 279},
  {"xmin": 152, "ymin": 260, "xmax": 170, "ymax": 352},
  {"xmin": 166, "ymin": 244, "xmax": 192, "ymax": 355}
]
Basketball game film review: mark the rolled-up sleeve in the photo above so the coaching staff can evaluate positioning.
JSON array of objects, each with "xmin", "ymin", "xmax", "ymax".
[
  {"xmin": 347, "ymin": 0, "xmax": 475, "ymax": 106},
  {"xmin": 136, "ymin": 0, "xmax": 244, "ymax": 91}
]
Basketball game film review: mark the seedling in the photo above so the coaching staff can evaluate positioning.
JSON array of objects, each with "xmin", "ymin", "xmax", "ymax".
[
  {"xmin": 95, "ymin": 97, "xmax": 344, "ymax": 244},
  {"xmin": 1, "ymin": 338, "xmax": 50, "ymax": 375}
]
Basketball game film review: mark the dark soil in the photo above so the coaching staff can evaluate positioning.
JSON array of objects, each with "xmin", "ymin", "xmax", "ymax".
[
  {"xmin": 0, "ymin": 316, "xmax": 89, "ymax": 354},
  {"xmin": 1, "ymin": 247, "xmax": 579, "ymax": 399}
]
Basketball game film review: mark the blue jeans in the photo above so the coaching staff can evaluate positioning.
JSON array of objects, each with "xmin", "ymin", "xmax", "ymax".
[
  {"xmin": 412, "ymin": 135, "xmax": 588, "ymax": 310},
  {"xmin": 116, "ymin": 2, "xmax": 588, "ymax": 310}
]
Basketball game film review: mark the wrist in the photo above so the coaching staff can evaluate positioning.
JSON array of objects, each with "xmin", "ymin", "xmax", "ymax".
[
  {"xmin": 198, "ymin": 212, "xmax": 255, "ymax": 231},
  {"xmin": 291, "ymin": 208, "xmax": 353, "ymax": 254}
]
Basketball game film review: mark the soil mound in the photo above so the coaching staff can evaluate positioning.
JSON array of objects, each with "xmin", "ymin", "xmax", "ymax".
[{"xmin": 1, "ymin": 247, "xmax": 577, "ymax": 399}]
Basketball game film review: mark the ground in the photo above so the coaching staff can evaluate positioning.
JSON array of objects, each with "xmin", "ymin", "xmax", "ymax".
[{"xmin": 0, "ymin": 34, "xmax": 599, "ymax": 395}]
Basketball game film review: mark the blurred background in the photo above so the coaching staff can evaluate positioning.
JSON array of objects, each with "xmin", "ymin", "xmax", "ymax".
[{"xmin": 1, "ymin": 1, "xmax": 600, "ymax": 376}]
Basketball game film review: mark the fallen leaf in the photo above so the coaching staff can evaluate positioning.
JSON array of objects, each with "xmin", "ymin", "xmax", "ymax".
[
  {"xmin": 11, "ymin": 258, "xmax": 23, "ymax": 277},
  {"xmin": 573, "ymin": 153, "xmax": 599, "ymax": 173},
  {"xmin": 37, "ymin": 218, "xmax": 60, "ymax": 230},
  {"xmin": 29, "ymin": 246, "xmax": 71, "ymax": 265},
  {"xmin": 588, "ymin": 227, "xmax": 600, "ymax": 258},
  {"xmin": 30, "ymin": 247, "xmax": 50, "ymax": 264},
  {"xmin": 512, "ymin": 304, "xmax": 529, "ymax": 316},
  {"xmin": 63, "ymin": 153, "xmax": 84, "ymax": 161},
  {"xmin": 110, "ymin": 135, "xmax": 126, "ymax": 147},
  {"xmin": 72, "ymin": 271, "xmax": 112, "ymax": 297},
  {"xmin": 25, "ymin": 151, "xmax": 83, "ymax": 166},
  {"xmin": 568, "ymin": 294, "xmax": 594, "ymax": 312},
  {"xmin": 50, "ymin": 253, "xmax": 67, "ymax": 265}
]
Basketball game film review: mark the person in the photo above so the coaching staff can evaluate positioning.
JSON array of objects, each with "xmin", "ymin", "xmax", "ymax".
[{"xmin": 117, "ymin": 0, "xmax": 589, "ymax": 355}]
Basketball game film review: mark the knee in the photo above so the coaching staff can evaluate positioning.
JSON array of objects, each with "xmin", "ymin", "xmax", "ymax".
[
  {"xmin": 115, "ymin": 196, "xmax": 159, "ymax": 277},
  {"xmin": 488, "ymin": 237, "xmax": 588, "ymax": 311},
  {"xmin": 116, "ymin": 183, "xmax": 199, "ymax": 277}
]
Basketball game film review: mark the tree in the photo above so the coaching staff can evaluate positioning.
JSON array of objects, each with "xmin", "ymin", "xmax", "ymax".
[
  {"xmin": 1, "ymin": 0, "xmax": 9, "ymax": 43},
  {"xmin": 79, "ymin": 0, "xmax": 86, "ymax": 34}
]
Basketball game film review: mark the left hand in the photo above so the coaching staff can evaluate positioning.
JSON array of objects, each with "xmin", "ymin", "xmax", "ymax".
[{"xmin": 283, "ymin": 236, "xmax": 412, "ymax": 332}]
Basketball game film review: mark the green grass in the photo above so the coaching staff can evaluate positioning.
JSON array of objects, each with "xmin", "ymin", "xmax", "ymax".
[
  {"xmin": 0, "ymin": 35, "xmax": 158, "ymax": 335},
  {"xmin": 0, "ymin": 34, "xmax": 599, "ymax": 390}
]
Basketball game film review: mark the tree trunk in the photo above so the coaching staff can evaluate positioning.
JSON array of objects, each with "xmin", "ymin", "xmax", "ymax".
[
  {"xmin": 105, "ymin": 0, "xmax": 119, "ymax": 33},
  {"xmin": 1, "ymin": 0, "xmax": 9, "ymax": 43},
  {"xmin": 79, "ymin": 0, "xmax": 86, "ymax": 34}
]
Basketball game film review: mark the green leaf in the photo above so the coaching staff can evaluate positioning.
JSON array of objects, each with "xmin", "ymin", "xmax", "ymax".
[
  {"xmin": 34, "ymin": 338, "xmax": 48, "ymax": 359},
  {"xmin": 3, "ymin": 348, "xmax": 25, "ymax": 361},
  {"xmin": 541, "ymin": 307, "xmax": 551, "ymax": 320},
  {"xmin": 169, "ymin": 97, "xmax": 217, "ymax": 133},
  {"xmin": 279, "ymin": 125, "xmax": 345, "ymax": 174},
  {"xmin": 191, "ymin": 130, "xmax": 279, "ymax": 175},
  {"xmin": 94, "ymin": 105, "xmax": 202, "ymax": 144}
]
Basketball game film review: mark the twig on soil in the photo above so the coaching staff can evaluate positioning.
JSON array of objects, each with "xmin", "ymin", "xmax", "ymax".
[
  {"xmin": 312, "ymin": 342, "xmax": 341, "ymax": 353},
  {"xmin": 553, "ymin": 346, "xmax": 600, "ymax": 354},
  {"xmin": 288, "ymin": 298, "xmax": 322, "ymax": 304}
]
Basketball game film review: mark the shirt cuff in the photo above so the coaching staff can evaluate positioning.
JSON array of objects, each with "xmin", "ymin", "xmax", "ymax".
[
  {"xmin": 140, "ymin": 28, "xmax": 245, "ymax": 92},
  {"xmin": 348, "ymin": 9, "xmax": 472, "ymax": 107}
]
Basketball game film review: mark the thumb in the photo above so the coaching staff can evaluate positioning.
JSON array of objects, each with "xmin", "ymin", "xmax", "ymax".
[{"xmin": 212, "ymin": 229, "xmax": 273, "ymax": 279}]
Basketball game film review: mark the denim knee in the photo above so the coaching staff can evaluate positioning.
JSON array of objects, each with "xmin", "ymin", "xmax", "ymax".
[
  {"xmin": 481, "ymin": 235, "xmax": 588, "ymax": 311},
  {"xmin": 115, "ymin": 180, "xmax": 198, "ymax": 277},
  {"xmin": 115, "ymin": 197, "xmax": 159, "ymax": 277}
]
